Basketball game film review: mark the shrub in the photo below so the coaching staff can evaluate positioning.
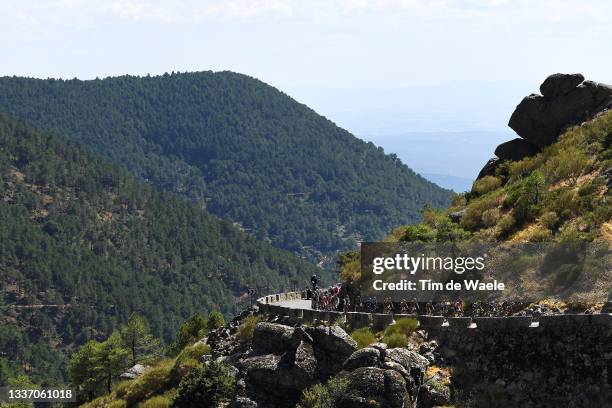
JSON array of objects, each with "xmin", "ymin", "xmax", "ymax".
[
  {"xmin": 544, "ymin": 147, "xmax": 590, "ymax": 185},
  {"xmin": 114, "ymin": 381, "xmax": 131, "ymax": 398},
  {"xmin": 171, "ymin": 357, "xmax": 201, "ymax": 382},
  {"xmin": 178, "ymin": 343, "xmax": 211, "ymax": 361},
  {"xmin": 173, "ymin": 343, "xmax": 211, "ymax": 380},
  {"xmin": 481, "ymin": 208, "xmax": 500, "ymax": 227},
  {"xmin": 472, "ymin": 176, "xmax": 502, "ymax": 195},
  {"xmin": 545, "ymin": 188, "xmax": 577, "ymax": 219},
  {"xmin": 507, "ymin": 155, "xmax": 544, "ymax": 181},
  {"xmin": 460, "ymin": 190, "xmax": 503, "ymax": 231},
  {"xmin": 297, "ymin": 378, "xmax": 348, "ymax": 408},
  {"xmin": 350, "ymin": 328, "xmax": 377, "ymax": 349},
  {"xmin": 140, "ymin": 395, "xmax": 172, "ymax": 408},
  {"xmin": 589, "ymin": 204, "xmax": 612, "ymax": 227},
  {"xmin": 384, "ymin": 318, "xmax": 418, "ymax": 337},
  {"xmin": 527, "ymin": 225, "xmax": 553, "ymax": 242},
  {"xmin": 207, "ymin": 311, "xmax": 225, "ymax": 331},
  {"xmin": 237, "ymin": 315, "xmax": 261, "ymax": 342},
  {"xmin": 172, "ymin": 314, "xmax": 208, "ymax": 355},
  {"xmin": 339, "ymin": 254, "xmax": 361, "ymax": 283},
  {"xmin": 400, "ymin": 224, "xmax": 435, "ymax": 242},
  {"xmin": 382, "ymin": 333, "xmax": 408, "ymax": 348},
  {"xmin": 496, "ymin": 214, "xmax": 516, "ymax": 238},
  {"xmin": 552, "ymin": 264, "xmax": 582, "ymax": 288},
  {"xmin": 122, "ymin": 363, "xmax": 174, "ymax": 406},
  {"xmin": 172, "ymin": 362, "xmax": 236, "ymax": 408},
  {"xmin": 505, "ymin": 171, "xmax": 545, "ymax": 225},
  {"xmin": 451, "ymin": 194, "xmax": 467, "ymax": 207},
  {"xmin": 382, "ymin": 318, "xmax": 417, "ymax": 346},
  {"xmin": 540, "ymin": 211, "xmax": 560, "ymax": 230}
]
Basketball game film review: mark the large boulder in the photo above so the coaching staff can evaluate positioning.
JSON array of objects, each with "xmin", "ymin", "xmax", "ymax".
[
  {"xmin": 119, "ymin": 363, "xmax": 149, "ymax": 380},
  {"xmin": 384, "ymin": 348, "xmax": 429, "ymax": 381},
  {"xmin": 335, "ymin": 367, "xmax": 410, "ymax": 408},
  {"xmin": 251, "ymin": 322, "xmax": 294, "ymax": 355},
  {"xmin": 540, "ymin": 73, "xmax": 584, "ymax": 97},
  {"xmin": 239, "ymin": 350, "xmax": 318, "ymax": 406},
  {"xmin": 494, "ymin": 138, "xmax": 540, "ymax": 161},
  {"xmin": 309, "ymin": 325, "xmax": 358, "ymax": 376},
  {"xmin": 509, "ymin": 76, "xmax": 612, "ymax": 148},
  {"xmin": 239, "ymin": 353, "xmax": 282, "ymax": 388},
  {"xmin": 310, "ymin": 325, "xmax": 358, "ymax": 356},
  {"xmin": 419, "ymin": 372, "xmax": 452, "ymax": 408},
  {"xmin": 476, "ymin": 157, "xmax": 503, "ymax": 180},
  {"xmin": 292, "ymin": 340, "xmax": 318, "ymax": 381},
  {"xmin": 343, "ymin": 347, "xmax": 382, "ymax": 370}
]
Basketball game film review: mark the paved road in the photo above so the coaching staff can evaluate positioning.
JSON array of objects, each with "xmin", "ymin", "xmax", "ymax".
[{"xmin": 276, "ymin": 299, "xmax": 312, "ymax": 310}]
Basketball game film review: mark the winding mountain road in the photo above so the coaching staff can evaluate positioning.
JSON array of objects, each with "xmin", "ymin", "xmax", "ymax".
[{"xmin": 276, "ymin": 298, "xmax": 312, "ymax": 309}]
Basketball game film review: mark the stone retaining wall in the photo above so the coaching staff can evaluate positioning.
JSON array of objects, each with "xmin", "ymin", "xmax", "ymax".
[
  {"xmin": 256, "ymin": 292, "xmax": 612, "ymax": 331},
  {"xmin": 257, "ymin": 292, "xmax": 612, "ymax": 406}
]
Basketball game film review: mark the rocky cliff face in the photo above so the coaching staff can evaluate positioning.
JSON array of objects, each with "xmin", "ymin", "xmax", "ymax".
[{"xmin": 478, "ymin": 73, "xmax": 612, "ymax": 179}]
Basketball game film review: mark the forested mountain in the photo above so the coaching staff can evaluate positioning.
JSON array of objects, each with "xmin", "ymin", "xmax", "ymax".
[
  {"xmin": 0, "ymin": 113, "xmax": 318, "ymax": 384},
  {"xmin": 0, "ymin": 72, "xmax": 451, "ymax": 262}
]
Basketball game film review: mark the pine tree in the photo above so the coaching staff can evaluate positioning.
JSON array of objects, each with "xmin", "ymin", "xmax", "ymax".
[{"xmin": 119, "ymin": 313, "xmax": 162, "ymax": 367}]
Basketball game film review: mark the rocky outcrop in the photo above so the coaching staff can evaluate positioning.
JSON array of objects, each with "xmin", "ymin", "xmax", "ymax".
[
  {"xmin": 335, "ymin": 367, "xmax": 410, "ymax": 408},
  {"xmin": 221, "ymin": 322, "xmax": 358, "ymax": 407},
  {"xmin": 476, "ymin": 73, "xmax": 612, "ymax": 180},
  {"xmin": 206, "ymin": 315, "xmax": 442, "ymax": 408},
  {"xmin": 539, "ymin": 73, "xmax": 585, "ymax": 97},
  {"xmin": 509, "ymin": 78, "xmax": 612, "ymax": 148},
  {"xmin": 476, "ymin": 157, "xmax": 502, "ymax": 180},
  {"xmin": 335, "ymin": 346, "xmax": 433, "ymax": 407},
  {"xmin": 119, "ymin": 363, "xmax": 149, "ymax": 380},
  {"xmin": 251, "ymin": 322, "xmax": 295, "ymax": 354},
  {"xmin": 494, "ymin": 138, "xmax": 539, "ymax": 161},
  {"xmin": 309, "ymin": 325, "xmax": 358, "ymax": 376},
  {"xmin": 343, "ymin": 347, "xmax": 381, "ymax": 370},
  {"xmin": 385, "ymin": 348, "xmax": 429, "ymax": 380}
]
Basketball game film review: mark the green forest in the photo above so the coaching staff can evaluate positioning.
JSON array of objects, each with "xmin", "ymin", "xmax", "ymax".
[
  {"xmin": 0, "ymin": 72, "xmax": 451, "ymax": 262},
  {"xmin": 0, "ymin": 113, "xmax": 319, "ymax": 386}
]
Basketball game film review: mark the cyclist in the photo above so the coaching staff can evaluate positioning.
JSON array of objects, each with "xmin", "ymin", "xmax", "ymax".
[{"xmin": 310, "ymin": 274, "xmax": 318, "ymax": 292}]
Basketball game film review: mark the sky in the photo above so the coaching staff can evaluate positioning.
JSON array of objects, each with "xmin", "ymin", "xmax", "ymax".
[
  {"xmin": 2, "ymin": 0, "xmax": 611, "ymax": 186},
  {"xmin": 2, "ymin": 0, "xmax": 611, "ymax": 88}
]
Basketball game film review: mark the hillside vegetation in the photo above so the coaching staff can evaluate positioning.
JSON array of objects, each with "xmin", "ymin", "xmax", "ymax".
[
  {"xmin": 341, "ymin": 111, "xmax": 612, "ymax": 283},
  {"xmin": 0, "ymin": 72, "xmax": 451, "ymax": 262},
  {"xmin": 394, "ymin": 111, "xmax": 610, "ymax": 242},
  {"xmin": 0, "ymin": 113, "xmax": 318, "ymax": 385}
]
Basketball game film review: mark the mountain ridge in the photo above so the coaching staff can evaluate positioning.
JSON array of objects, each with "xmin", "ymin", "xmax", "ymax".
[{"xmin": 0, "ymin": 71, "xmax": 452, "ymax": 263}]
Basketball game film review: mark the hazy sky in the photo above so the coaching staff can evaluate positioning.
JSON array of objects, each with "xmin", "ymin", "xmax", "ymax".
[{"xmin": 2, "ymin": 0, "xmax": 611, "ymax": 89}]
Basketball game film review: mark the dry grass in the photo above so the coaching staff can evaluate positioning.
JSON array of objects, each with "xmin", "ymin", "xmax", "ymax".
[{"xmin": 600, "ymin": 222, "xmax": 612, "ymax": 243}]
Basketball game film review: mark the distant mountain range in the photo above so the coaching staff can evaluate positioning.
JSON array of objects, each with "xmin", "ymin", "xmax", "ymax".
[
  {"xmin": 360, "ymin": 131, "xmax": 512, "ymax": 191},
  {"xmin": 0, "ymin": 72, "xmax": 452, "ymax": 263},
  {"xmin": 421, "ymin": 173, "xmax": 473, "ymax": 193},
  {"xmin": 286, "ymin": 80, "xmax": 536, "ymax": 135}
]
